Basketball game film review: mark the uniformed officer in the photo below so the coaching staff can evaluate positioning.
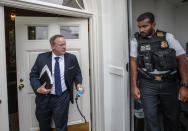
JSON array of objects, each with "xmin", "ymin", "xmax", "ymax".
[{"xmin": 130, "ymin": 12, "xmax": 188, "ymax": 131}]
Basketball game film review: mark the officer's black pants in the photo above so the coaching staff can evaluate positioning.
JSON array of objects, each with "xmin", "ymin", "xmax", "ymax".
[{"xmin": 139, "ymin": 78, "xmax": 179, "ymax": 131}]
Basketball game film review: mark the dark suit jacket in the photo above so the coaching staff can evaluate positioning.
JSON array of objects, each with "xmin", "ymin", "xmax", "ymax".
[{"xmin": 29, "ymin": 51, "xmax": 82, "ymax": 103}]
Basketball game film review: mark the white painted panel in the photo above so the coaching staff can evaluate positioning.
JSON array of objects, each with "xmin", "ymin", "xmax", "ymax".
[
  {"xmin": 109, "ymin": 74, "xmax": 124, "ymax": 131},
  {"xmin": 30, "ymin": 94, "xmax": 38, "ymax": 129}
]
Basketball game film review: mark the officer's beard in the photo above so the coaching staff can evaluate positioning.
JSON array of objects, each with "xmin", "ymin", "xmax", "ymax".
[{"xmin": 140, "ymin": 28, "xmax": 154, "ymax": 38}]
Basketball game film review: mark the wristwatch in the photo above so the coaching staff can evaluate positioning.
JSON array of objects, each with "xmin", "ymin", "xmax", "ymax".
[{"xmin": 180, "ymin": 82, "xmax": 188, "ymax": 88}]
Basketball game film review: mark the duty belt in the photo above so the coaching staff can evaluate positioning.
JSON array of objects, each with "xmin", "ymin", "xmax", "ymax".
[{"xmin": 138, "ymin": 68, "xmax": 178, "ymax": 81}]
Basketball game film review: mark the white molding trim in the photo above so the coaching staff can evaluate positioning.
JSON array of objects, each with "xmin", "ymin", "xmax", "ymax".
[
  {"xmin": 89, "ymin": 17, "xmax": 104, "ymax": 131},
  {"xmin": 0, "ymin": 5, "xmax": 9, "ymax": 131},
  {"xmin": 124, "ymin": 0, "xmax": 131, "ymax": 130},
  {"xmin": 88, "ymin": 1, "xmax": 104, "ymax": 131},
  {"xmin": 0, "ymin": 0, "xmax": 93, "ymax": 18},
  {"xmin": 109, "ymin": 65, "xmax": 124, "ymax": 77}
]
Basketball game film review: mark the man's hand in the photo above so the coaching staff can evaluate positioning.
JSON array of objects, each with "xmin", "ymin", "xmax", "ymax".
[
  {"xmin": 77, "ymin": 84, "xmax": 85, "ymax": 94},
  {"xmin": 132, "ymin": 85, "xmax": 141, "ymax": 99},
  {"xmin": 179, "ymin": 87, "xmax": 188, "ymax": 102},
  {"xmin": 37, "ymin": 82, "xmax": 51, "ymax": 94}
]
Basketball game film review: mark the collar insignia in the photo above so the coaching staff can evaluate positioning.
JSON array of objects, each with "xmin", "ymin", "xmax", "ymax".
[{"xmin": 157, "ymin": 32, "xmax": 165, "ymax": 37}]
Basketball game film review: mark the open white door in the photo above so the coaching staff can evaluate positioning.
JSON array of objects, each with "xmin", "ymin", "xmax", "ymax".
[{"xmin": 15, "ymin": 17, "xmax": 90, "ymax": 131}]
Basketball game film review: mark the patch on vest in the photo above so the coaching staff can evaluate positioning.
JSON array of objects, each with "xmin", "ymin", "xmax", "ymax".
[
  {"xmin": 160, "ymin": 41, "xmax": 169, "ymax": 49},
  {"xmin": 157, "ymin": 32, "xmax": 165, "ymax": 37},
  {"xmin": 141, "ymin": 44, "xmax": 151, "ymax": 51}
]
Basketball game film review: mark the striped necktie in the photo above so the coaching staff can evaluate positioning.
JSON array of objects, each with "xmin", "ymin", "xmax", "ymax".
[{"xmin": 54, "ymin": 57, "xmax": 62, "ymax": 96}]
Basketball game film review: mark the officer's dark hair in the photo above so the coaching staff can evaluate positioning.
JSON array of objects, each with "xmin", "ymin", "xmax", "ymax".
[
  {"xmin": 137, "ymin": 12, "xmax": 155, "ymax": 24},
  {"xmin": 50, "ymin": 34, "xmax": 65, "ymax": 46}
]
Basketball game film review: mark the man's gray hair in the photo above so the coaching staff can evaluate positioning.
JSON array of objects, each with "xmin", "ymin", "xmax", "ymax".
[{"xmin": 50, "ymin": 34, "xmax": 64, "ymax": 45}]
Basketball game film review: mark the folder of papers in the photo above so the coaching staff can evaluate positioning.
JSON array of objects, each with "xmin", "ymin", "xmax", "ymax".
[{"xmin": 39, "ymin": 65, "xmax": 53, "ymax": 89}]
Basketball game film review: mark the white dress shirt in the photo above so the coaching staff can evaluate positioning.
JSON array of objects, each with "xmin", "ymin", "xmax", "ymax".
[
  {"xmin": 130, "ymin": 32, "xmax": 185, "ymax": 74},
  {"xmin": 51, "ymin": 52, "xmax": 67, "ymax": 94}
]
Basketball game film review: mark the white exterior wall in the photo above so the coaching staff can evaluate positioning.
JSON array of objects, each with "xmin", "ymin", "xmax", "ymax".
[
  {"xmin": 155, "ymin": 0, "xmax": 175, "ymax": 34},
  {"xmin": 175, "ymin": 3, "xmax": 188, "ymax": 49},
  {"xmin": 132, "ymin": 0, "xmax": 175, "ymax": 35},
  {"xmin": 132, "ymin": 0, "xmax": 156, "ymax": 34},
  {"xmin": 0, "ymin": 5, "xmax": 9, "ymax": 131}
]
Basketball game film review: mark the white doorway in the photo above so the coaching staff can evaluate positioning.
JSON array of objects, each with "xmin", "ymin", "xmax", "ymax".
[
  {"xmin": 3, "ymin": 6, "xmax": 91, "ymax": 131},
  {"xmin": 15, "ymin": 16, "xmax": 91, "ymax": 131}
]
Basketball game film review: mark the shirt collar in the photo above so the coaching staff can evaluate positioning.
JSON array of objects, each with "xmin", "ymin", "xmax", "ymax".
[{"xmin": 52, "ymin": 52, "xmax": 64, "ymax": 60}]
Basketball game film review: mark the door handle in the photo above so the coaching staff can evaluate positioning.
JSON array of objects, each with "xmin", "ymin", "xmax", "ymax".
[
  {"xmin": 126, "ymin": 62, "xmax": 129, "ymax": 72},
  {"xmin": 19, "ymin": 84, "xmax": 24, "ymax": 90},
  {"xmin": 20, "ymin": 78, "xmax": 24, "ymax": 82},
  {"xmin": 0, "ymin": 99, "xmax": 2, "ymax": 104}
]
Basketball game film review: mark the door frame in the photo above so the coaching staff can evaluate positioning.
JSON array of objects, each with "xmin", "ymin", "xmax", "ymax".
[
  {"xmin": 0, "ymin": 0, "xmax": 104, "ymax": 131},
  {"xmin": 127, "ymin": 0, "xmax": 134, "ymax": 130},
  {"xmin": 0, "ymin": 5, "xmax": 10, "ymax": 131}
]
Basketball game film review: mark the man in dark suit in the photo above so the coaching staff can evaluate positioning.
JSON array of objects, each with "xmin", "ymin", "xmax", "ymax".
[{"xmin": 30, "ymin": 34, "xmax": 83, "ymax": 131}]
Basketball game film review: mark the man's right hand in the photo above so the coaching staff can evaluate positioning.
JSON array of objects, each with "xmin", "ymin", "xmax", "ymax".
[
  {"xmin": 37, "ymin": 82, "xmax": 51, "ymax": 94},
  {"xmin": 132, "ymin": 86, "xmax": 141, "ymax": 99}
]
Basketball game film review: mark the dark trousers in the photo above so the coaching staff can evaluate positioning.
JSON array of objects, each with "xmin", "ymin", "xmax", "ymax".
[
  {"xmin": 139, "ymin": 78, "xmax": 180, "ymax": 131},
  {"xmin": 35, "ymin": 91, "xmax": 70, "ymax": 131}
]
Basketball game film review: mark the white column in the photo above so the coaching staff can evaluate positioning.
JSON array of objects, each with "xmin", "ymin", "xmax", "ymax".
[{"xmin": 0, "ymin": 5, "xmax": 9, "ymax": 131}]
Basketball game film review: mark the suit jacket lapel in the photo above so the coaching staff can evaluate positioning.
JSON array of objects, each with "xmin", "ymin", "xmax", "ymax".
[
  {"xmin": 64, "ymin": 52, "xmax": 68, "ymax": 85},
  {"xmin": 64, "ymin": 52, "xmax": 68, "ymax": 72},
  {"xmin": 46, "ymin": 52, "xmax": 52, "ymax": 74}
]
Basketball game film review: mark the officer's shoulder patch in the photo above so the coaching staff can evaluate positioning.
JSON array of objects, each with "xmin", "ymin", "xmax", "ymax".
[{"xmin": 157, "ymin": 32, "xmax": 165, "ymax": 37}]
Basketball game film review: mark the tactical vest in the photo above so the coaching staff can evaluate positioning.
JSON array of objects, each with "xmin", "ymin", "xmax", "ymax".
[{"xmin": 135, "ymin": 30, "xmax": 177, "ymax": 72}]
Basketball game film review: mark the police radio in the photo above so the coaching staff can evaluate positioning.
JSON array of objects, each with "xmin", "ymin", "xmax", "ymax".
[{"xmin": 143, "ymin": 52, "xmax": 153, "ymax": 72}]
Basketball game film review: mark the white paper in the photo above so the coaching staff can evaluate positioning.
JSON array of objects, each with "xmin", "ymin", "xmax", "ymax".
[{"xmin": 39, "ymin": 65, "xmax": 53, "ymax": 84}]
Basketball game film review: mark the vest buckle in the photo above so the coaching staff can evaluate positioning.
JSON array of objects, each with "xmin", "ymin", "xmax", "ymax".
[{"xmin": 154, "ymin": 75, "xmax": 162, "ymax": 81}]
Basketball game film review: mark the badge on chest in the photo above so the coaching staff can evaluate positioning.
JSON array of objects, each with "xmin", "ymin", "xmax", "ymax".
[{"xmin": 160, "ymin": 41, "xmax": 169, "ymax": 49}]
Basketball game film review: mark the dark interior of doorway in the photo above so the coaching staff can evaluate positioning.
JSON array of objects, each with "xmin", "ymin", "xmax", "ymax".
[
  {"xmin": 5, "ymin": 6, "xmax": 89, "ymax": 131},
  {"xmin": 131, "ymin": 0, "xmax": 188, "ymax": 131}
]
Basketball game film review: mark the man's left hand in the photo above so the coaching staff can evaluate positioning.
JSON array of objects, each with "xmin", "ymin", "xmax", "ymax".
[
  {"xmin": 77, "ymin": 84, "xmax": 85, "ymax": 94},
  {"xmin": 179, "ymin": 87, "xmax": 188, "ymax": 102}
]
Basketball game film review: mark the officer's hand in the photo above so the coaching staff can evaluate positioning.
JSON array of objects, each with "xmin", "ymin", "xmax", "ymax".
[
  {"xmin": 37, "ymin": 82, "xmax": 51, "ymax": 94},
  {"xmin": 178, "ymin": 87, "xmax": 188, "ymax": 102},
  {"xmin": 132, "ymin": 86, "xmax": 140, "ymax": 99}
]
